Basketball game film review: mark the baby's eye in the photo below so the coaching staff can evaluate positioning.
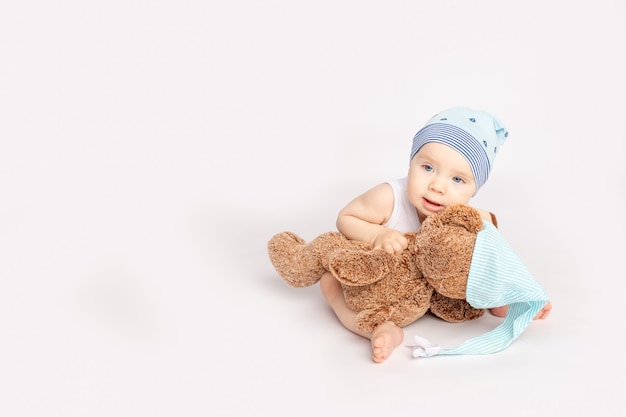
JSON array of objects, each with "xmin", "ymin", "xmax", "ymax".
[
  {"xmin": 452, "ymin": 176, "xmax": 464, "ymax": 184},
  {"xmin": 423, "ymin": 164, "xmax": 433, "ymax": 172}
]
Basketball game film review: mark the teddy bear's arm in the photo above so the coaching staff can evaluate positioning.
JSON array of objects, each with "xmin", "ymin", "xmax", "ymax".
[{"xmin": 328, "ymin": 248, "xmax": 399, "ymax": 287}]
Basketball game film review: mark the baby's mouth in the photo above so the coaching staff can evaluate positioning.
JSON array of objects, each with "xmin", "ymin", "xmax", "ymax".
[{"xmin": 423, "ymin": 197, "xmax": 444, "ymax": 210}]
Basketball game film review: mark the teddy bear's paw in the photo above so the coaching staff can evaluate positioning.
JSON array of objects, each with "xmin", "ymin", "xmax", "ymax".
[
  {"xmin": 328, "ymin": 249, "xmax": 398, "ymax": 287},
  {"xmin": 429, "ymin": 292, "xmax": 485, "ymax": 323},
  {"xmin": 267, "ymin": 232, "xmax": 326, "ymax": 288}
]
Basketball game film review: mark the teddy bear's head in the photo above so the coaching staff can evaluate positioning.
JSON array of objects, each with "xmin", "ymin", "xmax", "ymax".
[{"xmin": 412, "ymin": 204, "xmax": 484, "ymax": 300}]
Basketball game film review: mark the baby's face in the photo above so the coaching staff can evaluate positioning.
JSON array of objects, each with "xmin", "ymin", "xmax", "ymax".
[{"xmin": 407, "ymin": 142, "xmax": 477, "ymax": 222}]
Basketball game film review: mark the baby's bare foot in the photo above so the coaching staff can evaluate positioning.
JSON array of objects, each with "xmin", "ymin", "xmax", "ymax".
[
  {"xmin": 491, "ymin": 302, "xmax": 552, "ymax": 320},
  {"xmin": 534, "ymin": 301, "xmax": 552, "ymax": 319},
  {"xmin": 490, "ymin": 306, "xmax": 508, "ymax": 318},
  {"xmin": 371, "ymin": 322, "xmax": 403, "ymax": 363}
]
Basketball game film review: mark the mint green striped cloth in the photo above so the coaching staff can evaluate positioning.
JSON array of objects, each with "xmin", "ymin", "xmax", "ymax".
[{"xmin": 411, "ymin": 221, "xmax": 550, "ymax": 358}]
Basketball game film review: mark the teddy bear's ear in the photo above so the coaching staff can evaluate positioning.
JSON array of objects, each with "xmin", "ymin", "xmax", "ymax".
[{"xmin": 437, "ymin": 204, "xmax": 483, "ymax": 233}]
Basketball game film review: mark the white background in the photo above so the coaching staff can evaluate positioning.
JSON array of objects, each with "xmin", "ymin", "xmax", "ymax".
[{"xmin": 1, "ymin": 1, "xmax": 625, "ymax": 415}]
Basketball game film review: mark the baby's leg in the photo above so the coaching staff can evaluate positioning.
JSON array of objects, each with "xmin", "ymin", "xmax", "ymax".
[
  {"xmin": 319, "ymin": 272, "xmax": 403, "ymax": 363},
  {"xmin": 319, "ymin": 272, "xmax": 369, "ymax": 339}
]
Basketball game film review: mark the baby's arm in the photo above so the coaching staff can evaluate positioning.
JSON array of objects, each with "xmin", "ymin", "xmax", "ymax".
[{"xmin": 336, "ymin": 183, "xmax": 407, "ymax": 254}]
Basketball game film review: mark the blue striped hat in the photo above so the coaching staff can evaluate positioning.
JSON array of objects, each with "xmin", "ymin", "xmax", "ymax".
[{"xmin": 410, "ymin": 107, "xmax": 509, "ymax": 192}]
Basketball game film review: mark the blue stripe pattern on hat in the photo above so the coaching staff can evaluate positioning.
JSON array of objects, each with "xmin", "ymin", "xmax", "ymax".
[{"xmin": 411, "ymin": 123, "xmax": 490, "ymax": 189}]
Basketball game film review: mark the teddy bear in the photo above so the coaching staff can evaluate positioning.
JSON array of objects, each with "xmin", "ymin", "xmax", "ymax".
[{"xmin": 267, "ymin": 204, "xmax": 495, "ymax": 332}]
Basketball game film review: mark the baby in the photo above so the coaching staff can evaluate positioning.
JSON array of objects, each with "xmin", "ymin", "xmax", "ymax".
[{"xmin": 319, "ymin": 107, "xmax": 552, "ymax": 363}]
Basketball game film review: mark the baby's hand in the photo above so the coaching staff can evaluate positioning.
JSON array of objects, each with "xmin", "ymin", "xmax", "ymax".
[{"xmin": 372, "ymin": 229, "xmax": 407, "ymax": 255}]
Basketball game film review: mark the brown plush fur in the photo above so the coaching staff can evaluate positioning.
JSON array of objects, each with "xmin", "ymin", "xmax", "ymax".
[{"xmin": 267, "ymin": 204, "xmax": 490, "ymax": 332}]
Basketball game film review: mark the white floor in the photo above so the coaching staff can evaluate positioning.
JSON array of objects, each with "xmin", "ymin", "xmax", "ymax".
[{"xmin": 2, "ymin": 1, "xmax": 625, "ymax": 416}]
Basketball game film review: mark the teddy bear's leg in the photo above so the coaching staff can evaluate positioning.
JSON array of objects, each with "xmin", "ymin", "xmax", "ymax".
[
  {"xmin": 267, "ymin": 232, "xmax": 325, "ymax": 287},
  {"xmin": 268, "ymin": 232, "xmax": 362, "ymax": 288},
  {"xmin": 354, "ymin": 284, "xmax": 434, "ymax": 332},
  {"xmin": 429, "ymin": 292, "xmax": 485, "ymax": 322}
]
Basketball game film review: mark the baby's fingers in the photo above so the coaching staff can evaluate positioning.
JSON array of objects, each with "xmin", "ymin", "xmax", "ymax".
[{"xmin": 380, "ymin": 239, "xmax": 406, "ymax": 255}]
